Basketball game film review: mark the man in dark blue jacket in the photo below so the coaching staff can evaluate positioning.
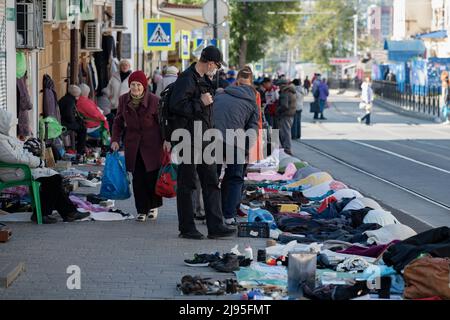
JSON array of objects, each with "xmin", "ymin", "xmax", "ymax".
[{"xmin": 214, "ymin": 84, "xmax": 259, "ymax": 226}]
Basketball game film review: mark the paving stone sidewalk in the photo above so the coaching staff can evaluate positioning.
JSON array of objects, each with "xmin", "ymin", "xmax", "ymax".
[{"xmin": 0, "ymin": 165, "xmax": 265, "ymax": 300}]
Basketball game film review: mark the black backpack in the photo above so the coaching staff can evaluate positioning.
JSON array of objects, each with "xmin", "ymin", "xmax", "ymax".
[{"xmin": 158, "ymin": 82, "xmax": 176, "ymax": 141}]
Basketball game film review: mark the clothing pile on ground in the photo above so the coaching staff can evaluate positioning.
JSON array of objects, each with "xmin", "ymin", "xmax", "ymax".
[
  {"xmin": 0, "ymin": 164, "xmax": 132, "ymax": 223},
  {"xmin": 178, "ymin": 149, "xmax": 450, "ymax": 300}
]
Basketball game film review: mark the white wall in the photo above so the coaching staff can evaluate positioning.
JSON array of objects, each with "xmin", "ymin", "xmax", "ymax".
[
  {"xmin": 123, "ymin": 0, "xmax": 137, "ymax": 70},
  {"xmin": 393, "ymin": 0, "xmax": 406, "ymax": 40},
  {"xmin": 6, "ymin": 0, "xmax": 16, "ymax": 135}
]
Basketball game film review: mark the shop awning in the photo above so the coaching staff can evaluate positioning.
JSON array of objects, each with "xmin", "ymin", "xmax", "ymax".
[
  {"xmin": 384, "ymin": 40, "xmax": 426, "ymax": 62},
  {"xmin": 415, "ymin": 30, "xmax": 448, "ymax": 40}
]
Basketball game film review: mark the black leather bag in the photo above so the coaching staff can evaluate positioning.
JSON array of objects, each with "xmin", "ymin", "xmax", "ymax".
[{"xmin": 310, "ymin": 101, "xmax": 320, "ymax": 113}]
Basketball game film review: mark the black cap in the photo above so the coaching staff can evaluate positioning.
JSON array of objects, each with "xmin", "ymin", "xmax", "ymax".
[{"xmin": 200, "ymin": 46, "xmax": 227, "ymax": 68}]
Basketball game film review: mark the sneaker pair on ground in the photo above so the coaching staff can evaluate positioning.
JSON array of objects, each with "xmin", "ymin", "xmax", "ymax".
[
  {"xmin": 136, "ymin": 209, "xmax": 158, "ymax": 222},
  {"xmin": 179, "ymin": 224, "xmax": 236, "ymax": 240},
  {"xmin": 31, "ymin": 211, "xmax": 90, "ymax": 224},
  {"xmin": 184, "ymin": 253, "xmax": 251, "ymax": 273}
]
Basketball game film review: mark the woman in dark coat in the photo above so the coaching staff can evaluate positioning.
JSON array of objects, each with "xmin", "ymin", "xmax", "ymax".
[{"xmin": 111, "ymin": 71, "xmax": 163, "ymax": 222}]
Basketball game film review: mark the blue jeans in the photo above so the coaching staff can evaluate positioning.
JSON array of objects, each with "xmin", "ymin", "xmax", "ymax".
[
  {"xmin": 291, "ymin": 110, "xmax": 302, "ymax": 140},
  {"xmin": 217, "ymin": 163, "xmax": 245, "ymax": 219}
]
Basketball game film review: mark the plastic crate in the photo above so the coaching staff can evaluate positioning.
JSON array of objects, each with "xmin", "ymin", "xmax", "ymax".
[{"xmin": 237, "ymin": 222, "xmax": 270, "ymax": 238}]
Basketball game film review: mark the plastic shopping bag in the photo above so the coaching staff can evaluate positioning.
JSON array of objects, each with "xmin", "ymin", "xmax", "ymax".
[
  {"xmin": 155, "ymin": 151, "xmax": 177, "ymax": 198},
  {"xmin": 100, "ymin": 152, "xmax": 131, "ymax": 200}
]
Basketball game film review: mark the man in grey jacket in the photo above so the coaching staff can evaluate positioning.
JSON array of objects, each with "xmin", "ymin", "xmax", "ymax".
[
  {"xmin": 276, "ymin": 79, "xmax": 297, "ymax": 155},
  {"xmin": 214, "ymin": 84, "xmax": 259, "ymax": 225}
]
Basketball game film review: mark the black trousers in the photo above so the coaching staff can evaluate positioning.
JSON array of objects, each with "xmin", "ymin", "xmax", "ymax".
[
  {"xmin": 177, "ymin": 163, "xmax": 224, "ymax": 234},
  {"xmin": 132, "ymin": 151, "xmax": 162, "ymax": 214},
  {"xmin": 74, "ymin": 126, "xmax": 87, "ymax": 155},
  {"xmin": 36, "ymin": 174, "xmax": 77, "ymax": 218}
]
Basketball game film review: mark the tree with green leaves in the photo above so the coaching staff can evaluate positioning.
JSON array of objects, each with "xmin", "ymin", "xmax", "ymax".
[
  {"xmin": 299, "ymin": 0, "xmax": 356, "ymax": 70},
  {"xmin": 229, "ymin": 1, "xmax": 300, "ymax": 68}
]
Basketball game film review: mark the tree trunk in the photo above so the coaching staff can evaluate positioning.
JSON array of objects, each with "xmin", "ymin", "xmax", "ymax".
[
  {"xmin": 239, "ymin": 38, "xmax": 248, "ymax": 69},
  {"xmin": 238, "ymin": 3, "xmax": 249, "ymax": 68}
]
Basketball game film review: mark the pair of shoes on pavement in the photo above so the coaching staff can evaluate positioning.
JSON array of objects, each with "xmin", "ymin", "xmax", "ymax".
[
  {"xmin": 184, "ymin": 252, "xmax": 221, "ymax": 267},
  {"xmin": 211, "ymin": 254, "xmax": 252, "ymax": 272},
  {"xmin": 178, "ymin": 275, "xmax": 226, "ymax": 296},
  {"xmin": 179, "ymin": 225, "xmax": 236, "ymax": 240},
  {"xmin": 136, "ymin": 209, "xmax": 158, "ymax": 222}
]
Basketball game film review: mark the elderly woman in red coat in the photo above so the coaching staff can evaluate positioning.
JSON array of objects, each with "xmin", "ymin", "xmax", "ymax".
[{"xmin": 111, "ymin": 71, "xmax": 163, "ymax": 222}]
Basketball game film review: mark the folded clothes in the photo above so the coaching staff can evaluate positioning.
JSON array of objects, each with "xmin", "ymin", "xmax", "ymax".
[
  {"xmin": 337, "ymin": 241, "xmax": 400, "ymax": 258},
  {"xmin": 246, "ymin": 163, "xmax": 297, "ymax": 182}
]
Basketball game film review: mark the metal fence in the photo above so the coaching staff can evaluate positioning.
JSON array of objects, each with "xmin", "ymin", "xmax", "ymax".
[
  {"xmin": 372, "ymin": 81, "xmax": 441, "ymax": 117},
  {"xmin": 327, "ymin": 78, "xmax": 362, "ymax": 91}
]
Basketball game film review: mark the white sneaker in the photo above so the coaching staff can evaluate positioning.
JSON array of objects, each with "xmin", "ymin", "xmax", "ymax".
[
  {"xmin": 357, "ymin": 117, "xmax": 362, "ymax": 124},
  {"xmin": 148, "ymin": 209, "xmax": 158, "ymax": 220},
  {"xmin": 225, "ymin": 218, "xmax": 237, "ymax": 226}
]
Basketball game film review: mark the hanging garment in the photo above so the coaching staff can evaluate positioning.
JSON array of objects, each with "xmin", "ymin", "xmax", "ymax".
[
  {"xmin": 16, "ymin": 76, "xmax": 32, "ymax": 137},
  {"xmin": 42, "ymin": 74, "xmax": 61, "ymax": 121}
]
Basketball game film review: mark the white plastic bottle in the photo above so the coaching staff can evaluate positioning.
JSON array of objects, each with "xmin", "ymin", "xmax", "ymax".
[{"xmin": 244, "ymin": 246, "xmax": 254, "ymax": 261}]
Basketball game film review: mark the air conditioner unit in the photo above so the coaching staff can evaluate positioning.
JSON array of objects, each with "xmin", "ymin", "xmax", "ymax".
[
  {"xmin": 84, "ymin": 22, "xmax": 102, "ymax": 51},
  {"xmin": 42, "ymin": 0, "xmax": 56, "ymax": 23}
]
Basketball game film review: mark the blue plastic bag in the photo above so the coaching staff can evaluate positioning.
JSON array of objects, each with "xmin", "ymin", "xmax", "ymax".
[
  {"xmin": 248, "ymin": 208, "xmax": 277, "ymax": 230},
  {"xmin": 100, "ymin": 152, "xmax": 131, "ymax": 200}
]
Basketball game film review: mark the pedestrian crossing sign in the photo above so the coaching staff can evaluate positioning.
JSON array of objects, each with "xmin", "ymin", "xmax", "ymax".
[{"xmin": 143, "ymin": 18, "xmax": 175, "ymax": 51}]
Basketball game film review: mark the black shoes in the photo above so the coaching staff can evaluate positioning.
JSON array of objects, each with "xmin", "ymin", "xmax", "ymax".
[
  {"xmin": 209, "ymin": 253, "xmax": 240, "ymax": 273},
  {"xmin": 179, "ymin": 230, "xmax": 205, "ymax": 240},
  {"xmin": 184, "ymin": 252, "xmax": 221, "ymax": 267},
  {"xmin": 63, "ymin": 211, "xmax": 90, "ymax": 222},
  {"xmin": 31, "ymin": 214, "xmax": 57, "ymax": 224},
  {"xmin": 207, "ymin": 225, "xmax": 236, "ymax": 239}
]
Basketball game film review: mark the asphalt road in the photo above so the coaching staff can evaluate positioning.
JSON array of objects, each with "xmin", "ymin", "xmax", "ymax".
[{"xmin": 291, "ymin": 93, "xmax": 450, "ymax": 231}]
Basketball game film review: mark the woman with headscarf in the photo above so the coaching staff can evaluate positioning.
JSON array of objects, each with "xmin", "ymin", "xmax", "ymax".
[{"xmin": 110, "ymin": 71, "xmax": 164, "ymax": 222}]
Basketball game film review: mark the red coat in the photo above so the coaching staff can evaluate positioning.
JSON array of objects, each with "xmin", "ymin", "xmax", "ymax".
[
  {"xmin": 112, "ymin": 92, "xmax": 162, "ymax": 172},
  {"xmin": 76, "ymin": 96, "xmax": 109, "ymax": 130}
]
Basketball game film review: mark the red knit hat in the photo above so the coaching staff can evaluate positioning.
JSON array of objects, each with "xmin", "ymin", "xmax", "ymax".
[{"xmin": 129, "ymin": 71, "xmax": 148, "ymax": 89}]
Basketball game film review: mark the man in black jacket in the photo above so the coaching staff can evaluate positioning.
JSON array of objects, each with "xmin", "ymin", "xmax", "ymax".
[
  {"xmin": 168, "ymin": 46, "xmax": 235, "ymax": 240},
  {"xmin": 58, "ymin": 85, "xmax": 87, "ymax": 158}
]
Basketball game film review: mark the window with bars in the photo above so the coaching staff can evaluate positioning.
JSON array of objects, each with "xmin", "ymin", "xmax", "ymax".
[
  {"xmin": 0, "ymin": 0, "xmax": 7, "ymax": 110},
  {"xmin": 16, "ymin": 0, "xmax": 44, "ymax": 49}
]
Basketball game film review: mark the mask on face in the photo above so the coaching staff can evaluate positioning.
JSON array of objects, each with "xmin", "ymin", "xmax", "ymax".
[{"xmin": 206, "ymin": 63, "xmax": 218, "ymax": 77}]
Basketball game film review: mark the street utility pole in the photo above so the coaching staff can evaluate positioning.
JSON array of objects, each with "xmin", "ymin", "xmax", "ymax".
[
  {"xmin": 214, "ymin": 0, "xmax": 218, "ymax": 40},
  {"xmin": 354, "ymin": 14, "xmax": 358, "ymax": 57}
]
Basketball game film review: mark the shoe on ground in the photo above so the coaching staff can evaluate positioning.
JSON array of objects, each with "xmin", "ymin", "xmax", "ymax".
[
  {"xmin": 320, "ymin": 117, "xmax": 327, "ymax": 120},
  {"xmin": 148, "ymin": 208, "xmax": 158, "ymax": 220},
  {"xmin": 179, "ymin": 230, "xmax": 205, "ymax": 240},
  {"xmin": 31, "ymin": 214, "xmax": 57, "ymax": 224},
  {"xmin": 194, "ymin": 214, "xmax": 206, "ymax": 221},
  {"xmin": 63, "ymin": 211, "xmax": 90, "ymax": 222},
  {"xmin": 225, "ymin": 218, "xmax": 238, "ymax": 226},
  {"xmin": 136, "ymin": 213, "xmax": 147, "ymax": 222},
  {"xmin": 210, "ymin": 253, "xmax": 240, "ymax": 273},
  {"xmin": 208, "ymin": 225, "xmax": 236, "ymax": 239},
  {"xmin": 184, "ymin": 252, "xmax": 221, "ymax": 267}
]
